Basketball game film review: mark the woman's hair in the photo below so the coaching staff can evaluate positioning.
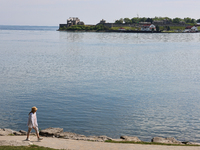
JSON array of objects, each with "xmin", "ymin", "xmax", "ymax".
[{"xmin": 29, "ymin": 106, "xmax": 37, "ymax": 115}]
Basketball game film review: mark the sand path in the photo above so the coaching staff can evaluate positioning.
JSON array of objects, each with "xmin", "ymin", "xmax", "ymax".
[{"xmin": 0, "ymin": 136, "xmax": 200, "ymax": 150}]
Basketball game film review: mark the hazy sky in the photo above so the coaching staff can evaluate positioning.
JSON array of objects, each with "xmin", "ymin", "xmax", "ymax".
[{"xmin": 1, "ymin": 0, "xmax": 199, "ymax": 26}]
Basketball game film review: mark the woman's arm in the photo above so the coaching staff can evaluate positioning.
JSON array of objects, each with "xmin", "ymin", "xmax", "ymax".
[{"xmin": 30, "ymin": 113, "xmax": 35, "ymax": 128}]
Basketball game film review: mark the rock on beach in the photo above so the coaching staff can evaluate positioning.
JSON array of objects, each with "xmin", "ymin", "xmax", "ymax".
[
  {"xmin": 151, "ymin": 137, "xmax": 183, "ymax": 144},
  {"xmin": 1, "ymin": 127, "xmax": 200, "ymax": 146},
  {"xmin": 40, "ymin": 127, "xmax": 63, "ymax": 136},
  {"xmin": 40, "ymin": 127, "xmax": 113, "ymax": 142},
  {"xmin": 0, "ymin": 128, "xmax": 13, "ymax": 136},
  {"xmin": 0, "ymin": 128, "xmax": 22, "ymax": 136},
  {"xmin": 120, "ymin": 136, "xmax": 141, "ymax": 142},
  {"xmin": 0, "ymin": 128, "xmax": 36, "ymax": 136}
]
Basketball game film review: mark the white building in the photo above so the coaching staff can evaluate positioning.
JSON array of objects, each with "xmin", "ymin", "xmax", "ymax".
[
  {"xmin": 184, "ymin": 26, "xmax": 198, "ymax": 32},
  {"xmin": 141, "ymin": 24, "xmax": 156, "ymax": 31}
]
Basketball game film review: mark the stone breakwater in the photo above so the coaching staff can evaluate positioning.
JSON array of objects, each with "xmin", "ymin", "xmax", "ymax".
[{"xmin": 0, "ymin": 127, "xmax": 200, "ymax": 145}]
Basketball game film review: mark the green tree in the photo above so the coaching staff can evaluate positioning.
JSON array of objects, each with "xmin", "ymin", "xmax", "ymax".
[
  {"xmin": 60, "ymin": 26, "xmax": 67, "ymax": 30},
  {"xmin": 85, "ymin": 26, "xmax": 92, "ymax": 31},
  {"xmin": 184, "ymin": 17, "xmax": 192, "ymax": 23},
  {"xmin": 153, "ymin": 16, "xmax": 164, "ymax": 21},
  {"xmin": 197, "ymin": 19, "xmax": 200, "ymax": 23},
  {"xmin": 184, "ymin": 17, "xmax": 196, "ymax": 24},
  {"xmin": 173, "ymin": 17, "xmax": 182, "ymax": 23},
  {"xmin": 124, "ymin": 18, "xmax": 132, "ymax": 24},
  {"xmin": 164, "ymin": 17, "xmax": 172, "ymax": 23},
  {"xmin": 94, "ymin": 24, "xmax": 109, "ymax": 31},
  {"xmin": 66, "ymin": 25, "xmax": 90, "ymax": 31},
  {"xmin": 153, "ymin": 16, "xmax": 159, "ymax": 21},
  {"xmin": 139, "ymin": 17, "xmax": 147, "ymax": 22},
  {"xmin": 131, "ymin": 17, "xmax": 138, "ymax": 23},
  {"xmin": 115, "ymin": 18, "xmax": 123, "ymax": 24},
  {"xmin": 191, "ymin": 19, "xmax": 196, "ymax": 24},
  {"xmin": 146, "ymin": 18, "xmax": 153, "ymax": 23},
  {"xmin": 156, "ymin": 25, "xmax": 159, "ymax": 31}
]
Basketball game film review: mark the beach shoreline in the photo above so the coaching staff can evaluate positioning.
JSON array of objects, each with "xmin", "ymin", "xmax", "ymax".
[
  {"xmin": 1, "ymin": 127, "xmax": 200, "ymax": 149},
  {"xmin": 1, "ymin": 135, "xmax": 200, "ymax": 150}
]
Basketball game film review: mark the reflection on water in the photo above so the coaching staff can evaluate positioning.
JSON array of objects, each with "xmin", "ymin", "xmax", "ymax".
[
  {"xmin": 0, "ymin": 28, "xmax": 200, "ymax": 142},
  {"xmin": 59, "ymin": 32, "xmax": 200, "ymax": 43}
]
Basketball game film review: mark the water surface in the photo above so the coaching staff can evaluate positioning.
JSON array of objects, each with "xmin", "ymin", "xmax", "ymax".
[{"xmin": 0, "ymin": 26, "xmax": 200, "ymax": 142}]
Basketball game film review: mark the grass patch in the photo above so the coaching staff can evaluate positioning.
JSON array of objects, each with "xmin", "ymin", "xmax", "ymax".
[
  {"xmin": 158, "ymin": 26, "xmax": 186, "ymax": 32},
  {"xmin": 105, "ymin": 140, "xmax": 200, "ymax": 146},
  {"xmin": 8, "ymin": 134, "xmax": 15, "ymax": 136},
  {"xmin": 168, "ymin": 26, "xmax": 185, "ymax": 30},
  {"xmin": 0, "ymin": 145, "xmax": 58, "ymax": 150},
  {"xmin": 162, "ymin": 30, "xmax": 179, "ymax": 33},
  {"xmin": 111, "ymin": 26, "xmax": 140, "ymax": 31}
]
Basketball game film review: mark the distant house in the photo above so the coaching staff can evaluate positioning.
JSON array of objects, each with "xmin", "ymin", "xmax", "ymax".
[
  {"xmin": 139, "ymin": 22, "xmax": 151, "ymax": 25},
  {"xmin": 99, "ymin": 19, "xmax": 106, "ymax": 24},
  {"xmin": 184, "ymin": 26, "xmax": 198, "ymax": 32},
  {"xmin": 67, "ymin": 17, "xmax": 84, "ymax": 27},
  {"xmin": 179, "ymin": 21, "xmax": 185, "ymax": 24},
  {"xmin": 141, "ymin": 24, "xmax": 156, "ymax": 31},
  {"xmin": 153, "ymin": 20, "xmax": 164, "ymax": 24}
]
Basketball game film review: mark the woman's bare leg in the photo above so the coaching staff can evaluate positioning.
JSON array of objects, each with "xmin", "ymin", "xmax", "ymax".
[
  {"xmin": 26, "ymin": 128, "xmax": 32, "ymax": 139},
  {"xmin": 34, "ymin": 127, "xmax": 40, "ymax": 138}
]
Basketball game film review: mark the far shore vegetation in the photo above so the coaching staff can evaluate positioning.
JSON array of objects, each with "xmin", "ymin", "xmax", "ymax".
[
  {"xmin": 115, "ymin": 17, "xmax": 199, "ymax": 24},
  {"xmin": 59, "ymin": 24, "xmax": 110, "ymax": 31},
  {"xmin": 59, "ymin": 16, "xmax": 200, "ymax": 33}
]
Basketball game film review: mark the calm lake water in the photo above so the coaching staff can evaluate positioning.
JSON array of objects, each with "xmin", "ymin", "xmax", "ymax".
[{"xmin": 0, "ymin": 25, "xmax": 200, "ymax": 142}]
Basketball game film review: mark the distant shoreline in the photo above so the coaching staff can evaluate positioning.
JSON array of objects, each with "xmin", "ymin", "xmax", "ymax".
[{"xmin": 57, "ymin": 29, "xmax": 199, "ymax": 33}]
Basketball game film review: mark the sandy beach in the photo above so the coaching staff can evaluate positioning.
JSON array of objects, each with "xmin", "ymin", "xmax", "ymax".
[{"xmin": 0, "ymin": 136, "xmax": 200, "ymax": 150}]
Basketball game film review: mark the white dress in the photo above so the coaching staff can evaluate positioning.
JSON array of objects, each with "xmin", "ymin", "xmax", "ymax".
[{"xmin": 27, "ymin": 112, "xmax": 38, "ymax": 128}]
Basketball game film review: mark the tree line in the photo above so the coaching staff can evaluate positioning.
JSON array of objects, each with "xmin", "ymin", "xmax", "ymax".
[
  {"xmin": 59, "ymin": 24, "xmax": 109, "ymax": 31},
  {"xmin": 115, "ymin": 17, "xmax": 200, "ymax": 24}
]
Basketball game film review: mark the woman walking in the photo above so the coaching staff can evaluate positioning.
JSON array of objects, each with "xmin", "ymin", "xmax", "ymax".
[{"xmin": 26, "ymin": 106, "xmax": 43, "ymax": 141}]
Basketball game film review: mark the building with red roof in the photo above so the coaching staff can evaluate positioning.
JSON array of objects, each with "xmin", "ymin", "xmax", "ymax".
[{"xmin": 141, "ymin": 24, "xmax": 156, "ymax": 31}]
